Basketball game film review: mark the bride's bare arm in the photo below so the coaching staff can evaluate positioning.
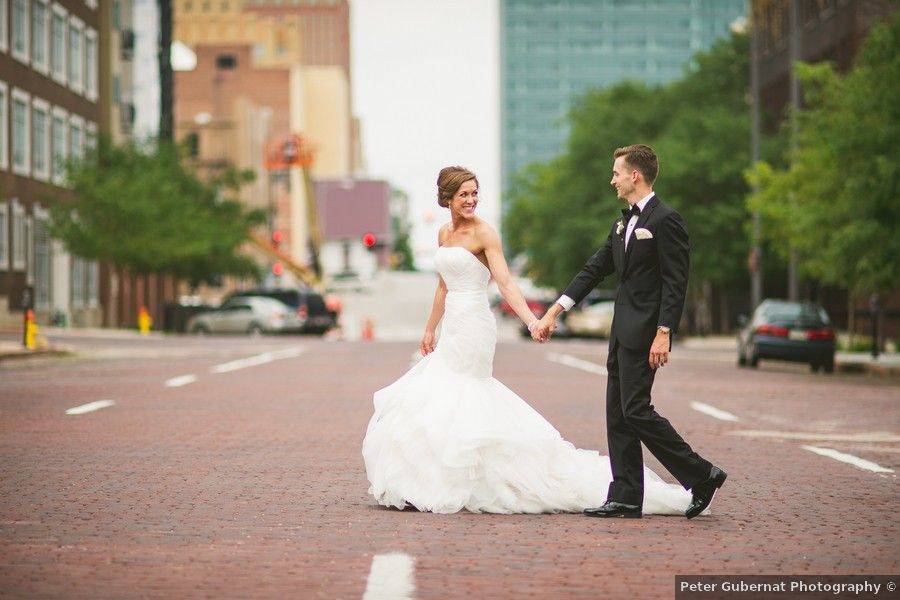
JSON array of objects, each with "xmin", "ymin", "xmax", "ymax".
[{"xmin": 479, "ymin": 225, "xmax": 539, "ymax": 329}]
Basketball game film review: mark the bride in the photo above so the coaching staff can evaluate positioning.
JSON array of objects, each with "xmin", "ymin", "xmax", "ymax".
[{"xmin": 361, "ymin": 166, "xmax": 701, "ymax": 516}]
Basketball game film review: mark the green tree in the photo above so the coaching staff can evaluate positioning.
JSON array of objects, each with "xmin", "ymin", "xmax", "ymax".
[
  {"xmin": 747, "ymin": 13, "xmax": 900, "ymax": 310},
  {"xmin": 48, "ymin": 136, "xmax": 266, "ymax": 287}
]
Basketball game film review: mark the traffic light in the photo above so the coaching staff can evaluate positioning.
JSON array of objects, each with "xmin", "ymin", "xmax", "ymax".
[
  {"xmin": 272, "ymin": 262, "xmax": 283, "ymax": 276},
  {"xmin": 272, "ymin": 230, "xmax": 283, "ymax": 248},
  {"xmin": 363, "ymin": 232, "xmax": 376, "ymax": 250}
]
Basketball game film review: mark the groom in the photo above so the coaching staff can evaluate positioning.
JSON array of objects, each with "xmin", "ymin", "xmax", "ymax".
[{"xmin": 533, "ymin": 145, "xmax": 726, "ymax": 519}]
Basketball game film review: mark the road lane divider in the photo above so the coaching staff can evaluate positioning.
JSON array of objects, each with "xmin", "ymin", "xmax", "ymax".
[
  {"xmin": 801, "ymin": 445, "xmax": 895, "ymax": 474},
  {"xmin": 211, "ymin": 347, "xmax": 305, "ymax": 374},
  {"xmin": 690, "ymin": 401, "xmax": 740, "ymax": 422},
  {"xmin": 65, "ymin": 400, "xmax": 115, "ymax": 415},
  {"xmin": 547, "ymin": 352, "xmax": 608, "ymax": 376},
  {"xmin": 165, "ymin": 374, "xmax": 197, "ymax": 388},
  {"xmin": 363, "ymin": 552, "xmax": 416, "ymax": 600},
  {"xmin": 729, "ymin": 430, "xmax": 900, "ymax": 443}
]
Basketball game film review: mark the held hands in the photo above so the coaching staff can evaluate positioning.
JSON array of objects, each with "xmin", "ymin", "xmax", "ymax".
[
  {"xmin": 649, "ymin": 329, "xmax": 670, "ymax": 369},
  {"xmin": 420, "ymin": 329, "xmax": 436, "ymax": 356},
  {"xmin": 529, "ymin": 314, "xmax": 557, "ymax": 343}
]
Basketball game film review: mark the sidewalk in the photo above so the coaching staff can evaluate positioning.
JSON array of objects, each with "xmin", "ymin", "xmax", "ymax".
[{"xmin": 680, "ymin": 335, "xmax": 900, "ymax": 376}]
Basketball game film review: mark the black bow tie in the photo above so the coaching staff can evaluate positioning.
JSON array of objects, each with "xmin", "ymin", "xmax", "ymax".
[{"xmin": 622, "ymin": 205, "xmax": 641, "ymax": 221}]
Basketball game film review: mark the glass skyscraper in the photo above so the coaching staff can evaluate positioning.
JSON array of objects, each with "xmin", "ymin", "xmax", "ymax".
[{"xmin": 501, "ymin": 0, "xmax": 747, "ymax": 199}]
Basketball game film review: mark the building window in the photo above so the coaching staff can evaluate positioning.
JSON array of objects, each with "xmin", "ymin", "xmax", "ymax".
[
  {"xmin": 31, "ymin": 98, "xmax": 49, "ymax": 180},
  {"xmin": 32, "ymin": 0, "xmax": 49, "ymax": 74},
  {"xmin": 11, "ymin": 88, "xmax": 31, "ymax": 176},
  {"xmin": 0, "ymin": 0, "xmax": 9, "ymax": 53},
  {"xmin": 85, "ymin": 28, "xmax": 97, "ymax": 100},
  {"xmin": 67, "ymin": 17, "xmax": 84, "ymax": 94},
  {"xmin": 51, "ymin": 5, "xmax": 66, "ymax": 85},
  {"xmin": 85, "ymin": 121, "xmax": 96, "ymax": 155},
  {"xmin": 0, "ymin": 82, "xmax": 7, "ymax": 171},
  {"xmin": 0, "ymin": 202, "xmax": 8, "ymax": 270},
  {"xmin": 51, "ymin": 107, "xmax": 67, "ymax": 185},
  {"xmin": 11, "ymin": 0, "xmax": 29, "ymax": 63},
  {"xmin": 33, "ymin": 213, "xmax": 51, "ymax": 309},
  {"xmin": 87, "ymin": 260, "xmax": 98, "ymax": 307},
  {"xmin": 11, "ymin": 200, "xmax": 26, "ymax": 271},
  {"xmin": 69, "ymin": 115, "xmax": 83, "ymax": 161},
  {"xmin": 71, "ymin": 255, "xmax": 85, "ymax": 308}
]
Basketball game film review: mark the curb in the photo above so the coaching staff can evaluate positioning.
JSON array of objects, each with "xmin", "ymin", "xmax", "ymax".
[
  {"xmin": 0, "ymin": 347, "xmax": 74, "ymax": 361},
  {"xmin": 836, "ymin": 361, "xmax": 900, "ymax": 376}
]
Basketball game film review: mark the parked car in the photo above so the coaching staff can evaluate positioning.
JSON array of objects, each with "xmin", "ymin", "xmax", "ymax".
[
  {"xmin": 222, "ymin": 286, "xmax": 339, "ymax": 334},
  {"xmin": 737, "ymin": 300, "xmax": 836, "ymax": 372},
  {"xmin": 566, "ymin": 301, "xmax": 615, "ymax": 338},
  {"xmin": 187, "ymin": 296, "xmax": 303, "ymax": 335}
]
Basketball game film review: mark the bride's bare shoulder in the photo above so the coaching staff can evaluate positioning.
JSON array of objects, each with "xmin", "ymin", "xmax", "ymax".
[
  {"xmin": 437, "ymin": 222, "xmax": 451, "ymax": 245},
  {"xmin": 474, "ymin": 220, "xmax": 500, "ymax": 246}
]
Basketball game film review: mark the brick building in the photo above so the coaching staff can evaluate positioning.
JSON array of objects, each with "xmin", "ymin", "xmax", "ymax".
[{"xmin": 0, "ymin": 0, "xmax": 102, "ymax": 328}]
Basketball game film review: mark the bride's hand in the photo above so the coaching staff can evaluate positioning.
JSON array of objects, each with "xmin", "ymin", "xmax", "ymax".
[{"xmin": 420, "ymin": 329, "xmax": 436, "ymax": 355}]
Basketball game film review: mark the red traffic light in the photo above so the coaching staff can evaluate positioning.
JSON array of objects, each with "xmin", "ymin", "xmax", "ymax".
[
  {"xmin": 272, "ymin": 230, "xmax": 283, "ymax": 245},
  {"xmin": 272, "ymin": 262, "xmax": 283, "ymax": 276},
  {"xmin": 362, "ymin": 233, "xmax": 376, "ymax": 248}
]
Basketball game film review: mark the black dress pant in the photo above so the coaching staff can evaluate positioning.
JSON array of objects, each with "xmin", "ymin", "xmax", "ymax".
[{"xmin": 605, "ymin": 336, "xmax": 713, "ymax": 506}]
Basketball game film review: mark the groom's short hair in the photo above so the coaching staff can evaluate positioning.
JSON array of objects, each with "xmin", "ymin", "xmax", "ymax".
[{"xmin": 614, "ymin": 144, "xmax": 658, "ymax": 185}]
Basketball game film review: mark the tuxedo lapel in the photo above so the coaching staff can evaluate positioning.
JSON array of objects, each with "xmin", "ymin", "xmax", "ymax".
[{"xmin": 623, "ymin": 194, "xmax": 659, "ymax": 273}]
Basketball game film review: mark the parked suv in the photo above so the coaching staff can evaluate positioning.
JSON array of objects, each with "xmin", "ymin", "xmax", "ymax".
[{"xmin": 222, "ymin": 286, "xmax": 338, "ymax": 335}]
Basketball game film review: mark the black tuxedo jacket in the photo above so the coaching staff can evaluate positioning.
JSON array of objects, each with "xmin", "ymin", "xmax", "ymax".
[{"xmin": 561, "ymin": 194, "xmax": 689, "ymax": 350}]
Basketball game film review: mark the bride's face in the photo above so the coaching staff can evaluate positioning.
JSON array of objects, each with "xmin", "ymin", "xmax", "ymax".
[{"xmin": 450, "ymin": 179, "xmax": 479, "ymax": 219}]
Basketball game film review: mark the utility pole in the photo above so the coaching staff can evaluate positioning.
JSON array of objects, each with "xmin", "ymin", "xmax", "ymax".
[
  {"xmin": 787, "ymin": 0, "xmax": 801, "ymax": 301},
  {"xmin": 158, "ymin": 0, "xmax": 173, "ymax": 140},
  {"xmin": 750, "ymin": 2, "xmax": 763, "ymax": 310}
]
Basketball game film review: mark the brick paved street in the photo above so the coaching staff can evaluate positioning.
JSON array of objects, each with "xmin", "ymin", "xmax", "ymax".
[{"xmin": 1, "ymin": 333, "xmax": 897, "ymax": 598}]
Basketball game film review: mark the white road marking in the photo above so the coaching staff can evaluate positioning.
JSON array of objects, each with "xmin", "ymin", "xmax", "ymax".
[
  {"xmin": 801, "ymin": 445, "xmax": 895, "ymax": 474},
  {"xmin": 65, "ymin": 400, "xmax": 115, "ymax": 415},
  {"xmin": 730, "ymin": 430, "xmax": 900, "ymax": 443},
  {"xmin": 547, "ymin": 352, "xmax": 607, "ymax": 376},
  {"xmin": 690, "ymin": 401, "xmax": 740, "ymax": 422},
  {"xmin": 165, "ymin": 374, "xmax": 197, "ymax": 388},
  {"xmin": 363, "ymin": 552, "xmax": 416, "ymax": 600},
  {"xmin": 211, "ymin": 347, "xmax": 305, "ymax": 374}
]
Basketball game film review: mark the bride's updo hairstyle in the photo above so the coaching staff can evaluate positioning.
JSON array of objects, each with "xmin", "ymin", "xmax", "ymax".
[{"xmin": 437, "ymin": 166, "xmax": 479, "ymax": 208}]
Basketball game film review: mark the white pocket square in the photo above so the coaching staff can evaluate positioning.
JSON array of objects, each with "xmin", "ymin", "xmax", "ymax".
[{"xmin": 634, "ymin": 228, "xmax": 653, "ymax": 240}]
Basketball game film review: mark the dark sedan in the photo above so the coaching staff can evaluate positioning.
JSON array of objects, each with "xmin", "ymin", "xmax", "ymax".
[{"xmin": 737, "ymin": 300, "xmax": 836, "ymax": 372}]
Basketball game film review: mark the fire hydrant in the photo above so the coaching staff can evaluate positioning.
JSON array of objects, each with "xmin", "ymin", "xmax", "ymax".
[
  {"xmin": 24, "ymin": 309, "xmax": 36, "ymax": 350},
  {"xmin": 138, "ymin": 306, "xmax": 152, "ymax": 336}
]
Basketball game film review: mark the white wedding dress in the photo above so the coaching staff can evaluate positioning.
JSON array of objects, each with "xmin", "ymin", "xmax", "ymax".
[{"xmin": 362, "ymin": 245, "xmax": 697, "ymax": 515}]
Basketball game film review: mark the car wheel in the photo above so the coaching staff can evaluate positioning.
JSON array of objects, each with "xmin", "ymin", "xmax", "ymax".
[
  {"xmin": 248, "ymin": 324, "xmax": 264, "ymax": 337},
  {"xmin": 810, "ymin": 362, "xmax": 821, "ymax": 373},
  {"xmin": 823, "ymin": 359, "xmax": 835, "ymax": 374},
  {"xmin": 748, "ymin": 350, "xmax": 759, "ymax": 368},
  {"xmin": 192, "ymin": 324, "xmax": 210, "ymax": 335}
]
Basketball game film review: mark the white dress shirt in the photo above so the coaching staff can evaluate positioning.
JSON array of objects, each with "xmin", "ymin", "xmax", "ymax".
[{"xmin": 556, "ymin": 192, "xmax": 655, "ymax": 312}]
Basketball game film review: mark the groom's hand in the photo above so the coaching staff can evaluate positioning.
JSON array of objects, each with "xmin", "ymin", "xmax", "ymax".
[
  {"xmin": 649, "ymin": 329, "xmax": 670, "ymax": 369},
  {"xmin": 534, "ymin": 315, "xmax": 557, "ymax": 343}
]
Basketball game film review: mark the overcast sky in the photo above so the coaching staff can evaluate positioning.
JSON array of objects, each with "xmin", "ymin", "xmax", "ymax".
[{"xmin": 350, "ymin": 0, "xmax": 501, "ymax": 269}]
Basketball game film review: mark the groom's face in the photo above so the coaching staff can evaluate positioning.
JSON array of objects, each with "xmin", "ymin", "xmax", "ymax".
[{"xmin": 610, "ymin": 156, "xmax": 636, "ymax": 200}]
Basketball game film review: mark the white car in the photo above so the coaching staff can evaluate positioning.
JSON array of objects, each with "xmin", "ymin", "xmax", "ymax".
[
  {"xmin": 565, "ymin": 301, "xmax": 615, "ymax": 338},
  {"xmin": 187, "ymin": 296, "xmax": 304, "ymax": 335}
]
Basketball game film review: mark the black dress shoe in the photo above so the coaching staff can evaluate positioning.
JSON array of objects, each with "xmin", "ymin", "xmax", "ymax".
[
  {"xmin": 685, "ymin": 466, "xmax": 727, "ymax": 519},
  {"xmin": 583, "ymin": 501, "xmax": 642, "ymax": 518}
]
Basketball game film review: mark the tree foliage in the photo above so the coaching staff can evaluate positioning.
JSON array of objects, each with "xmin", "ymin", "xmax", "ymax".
[
  {"xmin": 48, "ymin": 136, "xmax": 266, "ymax": 286},
  {"xmin": 747, "ymin": 12, "xmax": 900, "ymax": 296}
]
